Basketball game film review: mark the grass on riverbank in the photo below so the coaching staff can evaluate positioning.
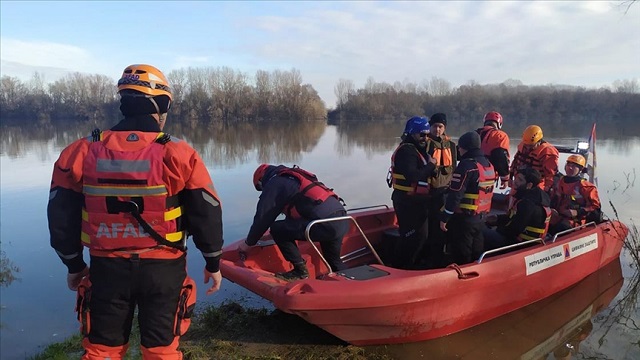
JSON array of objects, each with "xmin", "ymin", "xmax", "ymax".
[{"xmin": 30, "ymin": 302, "xmax": 390, "ymax": 360}]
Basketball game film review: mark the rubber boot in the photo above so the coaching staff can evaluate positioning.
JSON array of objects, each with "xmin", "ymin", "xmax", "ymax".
[{"xmin": 275, "ymin": 261, "xmax": 309, "ymax": 281}]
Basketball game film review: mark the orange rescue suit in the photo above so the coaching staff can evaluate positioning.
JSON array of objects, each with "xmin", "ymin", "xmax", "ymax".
[
  {"xmin": 510, "ymin": 141, "xmax": 559, "ymax": 191},
  {"xmin": 551, "ymin": 176, "xmax": 601, "ymax": 226}
]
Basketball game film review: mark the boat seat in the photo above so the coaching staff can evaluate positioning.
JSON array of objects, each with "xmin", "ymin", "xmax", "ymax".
[
  {"xmin": 375, "ymin": 227, "xmax": 400, "ymax": 264},
  {"xmin": 337, "ymin": 265, "xmax": 390, "ymax": 280}
]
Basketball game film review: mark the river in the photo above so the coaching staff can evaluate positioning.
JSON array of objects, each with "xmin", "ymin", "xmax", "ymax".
[{"xmin": 1, "ymin": 121, "xmax": 638, "ymax": 359}]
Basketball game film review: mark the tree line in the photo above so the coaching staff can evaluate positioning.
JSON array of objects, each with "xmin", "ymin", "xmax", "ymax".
[
  {"xmin": 0, "ymin": 67, "xmax": 326, "ymax": 128},
  {"xmin": 1, "ymin": 67, "xmax": 638, "ymax": 134},
  {"xmin": 329, "ymin": 77, "xmax": 640, "ymax": 135}
]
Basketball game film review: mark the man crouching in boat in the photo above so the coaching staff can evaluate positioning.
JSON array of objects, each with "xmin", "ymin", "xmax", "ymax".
[
  {"xmin": 238, "ymin": 164, "xmax": 349, "ymax": 281},
  {"xmin": 483, "ymin": 168, "xmax": 552, "ymax": 250},
  {"xmin": 439, "ymin": 131, "xmax": 496, "ymax": 264}
]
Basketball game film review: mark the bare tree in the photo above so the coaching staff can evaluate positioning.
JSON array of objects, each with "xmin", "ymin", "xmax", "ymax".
[
  {"xmin": 613, "ymin": 78, "xmax": 640, "ymax": 93},
  {"xmin": 427, "ymin": 76, "xmax": 452, "ymax": 96},
  {"xmin": 334, "ymin": 78, "xmax": 354, "ymax": 109}
]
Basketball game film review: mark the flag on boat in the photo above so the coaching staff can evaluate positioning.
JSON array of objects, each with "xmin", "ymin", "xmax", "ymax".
[{"xmin": 586, "ymin": 123, "xmax": 597, "ymax": 186}]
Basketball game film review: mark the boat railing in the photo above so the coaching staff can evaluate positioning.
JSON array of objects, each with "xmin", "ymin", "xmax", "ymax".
[
  {"xmin": 550, "ymin": 221, "xmax": 597, "ymax": 243},
  {"xmin": 305, "ymin": 215, "xmax": 385, "ymax": 275},
  {"xmin": 477, "ymin": 221, "xmax": 599, "ymax": 262},
  {"xmin": 346, "ymin": 204, "xmax": 390, "ymax": 212},
  {"xmin": 477, "ymin": 238, "xmax": 546, "ymax": 263}
]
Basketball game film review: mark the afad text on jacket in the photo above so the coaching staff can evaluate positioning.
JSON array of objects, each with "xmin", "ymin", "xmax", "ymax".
[{"xmin": 81, "ymin": 130, "xmax": 185, "ymax": 251}]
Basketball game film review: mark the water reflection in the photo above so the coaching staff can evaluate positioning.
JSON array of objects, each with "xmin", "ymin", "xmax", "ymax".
[
  {"xmin": 366, "ymin": 259, "xmax": 624, "ymax": 359},
  {"xmin": 0, "ymin": 122, "xmax": 638, "ymax": 359},
  {"xmin": 2, "ymin": 122, "xmax": 640, "ymax": 163}
]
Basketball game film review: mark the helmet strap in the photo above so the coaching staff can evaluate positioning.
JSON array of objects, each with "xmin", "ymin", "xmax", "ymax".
[{"xmin": 148, "ymin": 96, "xmax": 161, "ymax": 115}]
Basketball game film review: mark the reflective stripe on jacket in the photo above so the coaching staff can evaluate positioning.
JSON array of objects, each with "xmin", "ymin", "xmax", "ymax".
[
  {"xmin": 81, "ymin": 131, "xmax": 185, "ymax": 251},
  {"xmin": 389, "ymin": 143, "xmax": 430, "ymax": 195},
  {"xmin": 455, "ymin": 160, "xmax": 496, "ymax": 215},
  {"xmin": 510, "ymin": 202, "xmax": 552, "ymax": 241}
]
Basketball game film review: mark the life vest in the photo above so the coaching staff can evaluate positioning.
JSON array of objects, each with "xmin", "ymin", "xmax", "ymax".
[
  {"xmin": 456, "ymin": 160, "xmax": 496, "ymax": 215},
  {"xmin": 428, "ymin": 137, "xmax": 454, "ymax": 189},
  {"xmin": 80, "ymin": 130, "xmax": 185, "ymax": 251},
  {"xmin": 280, "ymin": 166, "xmax": 342, "ymax": 219},
  {"xmin": 509, "ymin": 199, "xmax": 552, "ymax": 242},
  {"xmin": 511, "ymin": 141, "xmax": 558, "ymax": 190},
  {"xmin": 553, "ymin": 177, "xmax": 590, "ymax": 226},
  {"xmin": 387, "ymin": 143, "xmax": 430, "ymax": 196}
]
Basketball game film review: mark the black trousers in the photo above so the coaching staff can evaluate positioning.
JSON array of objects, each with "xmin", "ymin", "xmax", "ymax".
[
  {"xmin": 392, "ymin": 196, "xmax": 429, "ymax": 269},
  {"xmin": 87, "ymin": 254, "xmax": 187, "ymax": 348},
  {"xmin": 270, "ymin": 214, "xmax": 349, "ymax": 271},
  {"xmin": 445, "ymin": 214, "xmax": 485, "ymax": 265}
]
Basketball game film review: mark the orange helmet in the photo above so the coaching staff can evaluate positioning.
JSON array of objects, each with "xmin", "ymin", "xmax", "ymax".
[
  {"xmin": 522, "ymin": 125, "xmax": 543, "ymax": 145},
  {"xmin": 566, "ymin": 154, "xmax": 586, "ymax": 168},
  {"xmin": 253, "ymin": 164, "xmax": 272, "ymax": 191},
  {"xmin": 483, "ymin": 111, "xmax": 503, "ymax": 129},
  {"xmin": 117, "ymin": 64, "xmax": 172, "ymax": 100}
]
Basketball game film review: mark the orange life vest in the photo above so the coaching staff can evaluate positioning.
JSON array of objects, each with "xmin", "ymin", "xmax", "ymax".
[
  {"xmin": 553, "ymin": 177, "xmax": 597, "ymax": 226},
  {"xmin": 280, "ymin": 166, "xmax": 342, "ymax": 219},
  {"xmin": 388, "ymin": 143, "xmax": 430, "ymax": 196},
  {"xmin": 456, "ymin": 160, "xmax": 496, "ymax": 215},
  {"xmin": 81, "ymin": 130, "xmax": 185, "ymax": 251},
  {"xmin": 511, "ymin": 141, "xmax": 558, "ymax": 190},
  {"xmin": 428, "ymin": 137, "xmax": 454, "ymax": 188}
]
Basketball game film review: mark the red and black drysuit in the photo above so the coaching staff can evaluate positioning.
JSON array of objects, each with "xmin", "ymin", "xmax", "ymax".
[
  {"xmin": 48, "ymin": 115, "xmax": 223, "ymax": 359},
  {"xmin": 389, "ymin": 137, "xmax": 436, "ymax": 269},
  {"xmin": 440, "ymin": 148, "xmax": 496, "ymax": 265},
  {"xmin": 245, "ymin": 165, "xmax": 348, "ymax": 271},
  {"xmin": 483, "ymin": 186, "xmax": 552, "ymax": 250}
]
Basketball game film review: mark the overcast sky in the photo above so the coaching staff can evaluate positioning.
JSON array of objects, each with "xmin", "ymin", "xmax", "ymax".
[{"xmin": 1, "ymin": 1, "xmax": 638, "ymax": 107}]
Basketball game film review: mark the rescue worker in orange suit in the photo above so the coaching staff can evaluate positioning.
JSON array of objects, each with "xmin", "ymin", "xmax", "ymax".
[
  {"xmin": 476, "ymin": 111, "xmax": 510, "ymax": 190},
  {"xmin": 549, "ymin": 154, "xmax": 602, "ymax": 234},
  {"xmin": 421, "ymin": 113, "xmax": 457, "ymax": 268},
  {"xmin": 387, "ymin": 116, "xmax": 436, "ymax": 269},
  {"xmin": 440, "ymin": 131, "xmax": 495, "ymax": 265},
  {"xmin": 47, "ymin": 64, "xmax": 224, "ymax": 359},
  {"xmin": 510, "ymin": 125, "xmax": 559, "ymax": 193},
  {"xmin": 483, "ymin": 168, "xmax": 552, "ymax": 250},
  {"xmin": 238, "ymin": 164, "xmax": 349, "ymax": 281}
]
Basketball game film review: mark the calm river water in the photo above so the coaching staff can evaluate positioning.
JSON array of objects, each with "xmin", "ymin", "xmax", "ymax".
[{"xmin": 1, "ymin": 121, "xmax": 638, "ymax": 359}]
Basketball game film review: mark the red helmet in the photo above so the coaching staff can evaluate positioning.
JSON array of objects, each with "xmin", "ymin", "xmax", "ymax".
[
  {"xmin": 484, "ymin": 111, "xmax": 503, "ymax": 129},
  {"xmin": 253, "ymin": 164, "xmax": 271, "ymax": 191}
]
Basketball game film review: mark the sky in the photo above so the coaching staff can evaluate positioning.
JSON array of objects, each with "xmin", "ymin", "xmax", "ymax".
[{"xmin": 1, "ymin": 1, "xmax": 638, "ymax": 107}]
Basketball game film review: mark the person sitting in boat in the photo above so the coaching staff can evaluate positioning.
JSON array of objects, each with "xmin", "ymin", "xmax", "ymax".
[
  {"xmin": 439, "ymin": 131, "xmax": 495, "ymax": 265},
  {"xmin": 238, "ymin": 164, "xmax": 349, "ymax": 281},
  {"xmin": 476, "ymin": 111, "xmax": 510, "ymax": 190},
  {"xmin": 387, "ymin": 116, "xmax": 436, "ymax": 269},
  {"xmin": 483, "ymin": 168, "xmax": 552, "ymax": 251},
  {"xmin": 509, "ymin": 125, "xmax": 559, "ymax": 195},
  {"xmin": 549, "ymin": 154, "xmax": 602, "ymax": 235}
]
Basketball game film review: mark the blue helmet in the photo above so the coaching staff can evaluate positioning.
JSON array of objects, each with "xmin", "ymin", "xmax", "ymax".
[{"xmin": 403, "ymin": 116, "xmax": 430, "ymax": 135}]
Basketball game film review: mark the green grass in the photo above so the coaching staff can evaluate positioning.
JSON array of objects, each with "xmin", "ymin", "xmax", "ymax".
[{"xmin": 31, "ymin": 301, "xmax": 390, "ymax": 360}]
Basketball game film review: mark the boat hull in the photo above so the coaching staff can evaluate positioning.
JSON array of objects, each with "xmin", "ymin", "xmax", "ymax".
[{"xmin": 220, "ymin": 207, "xmax": 628, "ymax": 345}]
